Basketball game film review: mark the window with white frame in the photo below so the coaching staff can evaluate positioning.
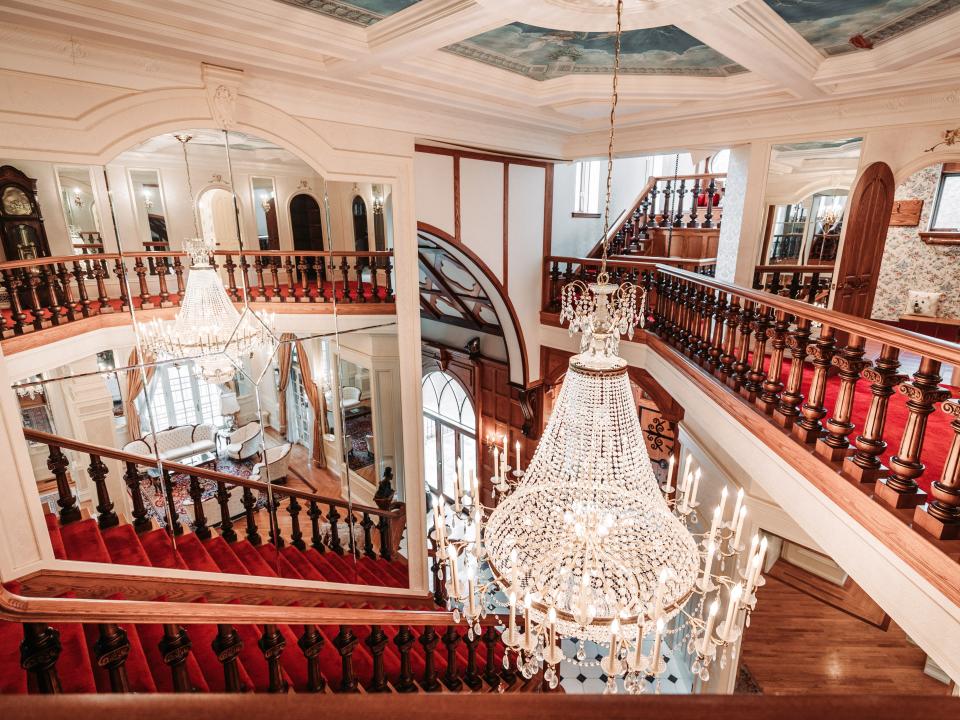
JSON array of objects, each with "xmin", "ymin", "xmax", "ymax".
[
  {"xmin": 573, "ymin": 160, "xmax": 604, "ymax": 215},
  {"xmin": 287, "ymin": 346, "xmax": 313, "ymax": 450},
  {"xmin": 140, "ymin": 362, "xmax": 224, "ymax": 432},
  {"xmin": 930, "ymin": 169, "xmax": 960, "ymax": 231},
  {"xmin": 422, "ymin": 371, "xmax": 476, "ymax": 506}
]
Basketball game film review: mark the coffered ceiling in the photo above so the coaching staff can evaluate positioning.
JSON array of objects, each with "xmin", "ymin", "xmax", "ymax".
[{"xmin": 2, "ymin": 0, "xmax": 960, "ymax": 152}]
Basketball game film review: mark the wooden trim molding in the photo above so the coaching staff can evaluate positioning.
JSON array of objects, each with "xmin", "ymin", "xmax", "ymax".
[
  {"xmin": 414, "ymin": 143, "xmax": 554, "ymax": 169},
  {"xmin": 543, "ymin": 163, "xmax": 554, "ymax": 260},
  {"xmin": 571, "ymin": 212, "xmax": 601, "ymax": 219},
  {"xmin": 920, "ymin": 230, "xmax": 960, "ymax": 245},
  {"xmin": 503, "ymin": 160, "xmax": 509, "ymax": 291},
  {"xmin": 453, "ymin": 154, "xmax": 461, "ymax": 243}
]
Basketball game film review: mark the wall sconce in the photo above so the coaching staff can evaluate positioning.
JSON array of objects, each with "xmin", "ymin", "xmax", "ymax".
[
  {"xmin": 372, "ymin": 184, "xmax": 385, "ymax": 214},
  {"xmin": 260, "ymin": 191, "xmax": 275, "ymax": 213},
  {"xmin": 72, "ymin": 187, "xmax": 83, "ymax": 208},
  {"xmin": 142, "ymin": 188, "xmax": 154, "ymax": 210}
]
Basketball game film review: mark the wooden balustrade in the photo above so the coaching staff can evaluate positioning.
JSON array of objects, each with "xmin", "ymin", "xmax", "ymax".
[
  {"xmin": 0, "ymin": 250, "xmax": 395, "ymax": 338},
  {"xmin": 587, "ymin": 173, "xmax": 726, "ymax": 259},
  {"xmin": 752, "ymin": 263, "xmax": 834, "ymax": 306},
  {"xmin": 22, "ymin": 428, "xmax": 404, "ymax": 562},
  {"xmin": 540, "ymin": 257, "xmax": 960, "ymax": 568}
]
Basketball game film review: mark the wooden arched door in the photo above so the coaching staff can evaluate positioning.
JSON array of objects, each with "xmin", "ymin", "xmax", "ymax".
[
  {"xmin": 290, "ymin": 193, "xmax": 323, "ymax": 252},
  {"xmin": 831, "ymin": 162, "xmax": 895, "ymax": 318}
]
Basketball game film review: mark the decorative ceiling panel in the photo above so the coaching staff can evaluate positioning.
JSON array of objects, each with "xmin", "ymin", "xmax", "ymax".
[
  {"xmin": 763, "ymin": 0, "xmax": 960, "ymax": 56},
  {"xmin": 445, "ymin": 22, "xmax": 746, "ymax": 80},
  {"xmin": 274, "ymin": 0, "xmax": 420, "ymax": 26}
]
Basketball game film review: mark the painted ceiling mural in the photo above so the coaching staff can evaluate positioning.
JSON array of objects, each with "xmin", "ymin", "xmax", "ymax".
[
  {"xmin": 445, "ymin": 23, "xmax": 745, "ymax": 81},
  {"xmin": 275, "ymin": 0, "xmax": 420, "ymax": 26},
  {"xmin": 764, "ymin": 0, "xmax": 960, "ymax": 56}
]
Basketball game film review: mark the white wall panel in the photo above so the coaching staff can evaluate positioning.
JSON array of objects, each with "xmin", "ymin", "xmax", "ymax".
[
  {"xmin": 413, "ymin": 152, "xmax": 455, "ymax": 237},
  {"xmin": 460, "ymin": 158, "xmax": 504, "ymax": 281},
  {"xmin": 507, "ymin": 164, "xmax": 545, "ymax": 381}
]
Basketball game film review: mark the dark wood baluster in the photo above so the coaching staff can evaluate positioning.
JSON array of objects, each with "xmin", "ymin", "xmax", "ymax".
[
  {"xmin": 702, "ymin": 178, "xmax": 717, "ymax": 228},
  {"xmin": 673, "ymin": 179, "xmax": 686, "ymax": 227},
  {"xmin": 757, "ymin": 311, "xmax": 790, "ymax": 414},
  {"xmin": 377, "ymin": 513, "xmax": 393, "ymax": 561},
  {"xmin": 843, "ymin": 345, "xmax": 905, "ymax": 483},
  {"xmin": 212, "ymin": 624, "xmax": 244, "ymax": 693},
  {"xmin": 240, "ymin": 254, "xmax": 254, "ymax": 301},
  {"xmin": 224, "ymin": 254, "xmax": 239, "ymax": 301},
  {"xmin": 2, "ymin": 270, "xmax": 23, "ymax": 335},
  {"xmin": 741, "ymin": 306, "xmax": 771, "ymax": 401},
  {"xmin": 393, "ymin": 626, "xmax": 416, "ymax": 693},
  {"xmin": 346, "ymin": 513, "xmax": 357, "ymax": 556},
  {"xmin": 288, "ymin": 496, "xmax": 305, "ymax": 551},
  {"xmin": 441, "ymin": 625, "xmax": 462, "ymax": 691},
  {"xmin": 267, "ymin": 494, "xmax": 284, "ymax": 548},
  {"xmin": 254, "ymin": 256, "xmax": 266, "ymax": 300},
  {"xmin": 47, "ymin": 445, "xmax": 81, "ymax": 524},
  {"xmin": 258, "ymin": 624, "xmax": 288, "ymax": 693},
  {"xmin": 728, "ymin": 300, "xmax": 755, "ymax": 392},
  {"xmin": 769, "ymin": 272, "xmax": 783, "ymax": 297},
  {"xmin": 163, "ymin": 469, "xmax": 183, "ymax": 536},
  {"xmin": 361, "ymin": 512, "xmax": 376, "ymax": 558},
  {"xmin": 91, "ymin": 261, "xmax": 110, "ymax": 313},
  {"xmin": 133, "ymin": 257, "xmax": 152, "ymax": 309},
  {"xmin": 706, "ymin": 291, "xmax": 726, "ymax": 374},
  {"xmin": 159, "ymin": 625, "xmax": 193, "ymax": 693},
  {"xmin": 687, "ymin": 178, "xmax": 701, "ymax": 227},
  {"xmin": 752, "ymin": 269, "xmax": 763, "ymax": 291},
  {"xmin": 20, "ymin": 623, "xmax": 62, "ymax": 694},
  {"xmin": 112, "ymin": 259, "xmax": 129, "ymax": 313},
  {"xmin": 242, "ymin": 486, "xmax": 261, "ymax": 545},
  {"xmin": 671, "ymin": 281, "xmax": 690, "ymax": 348},
  {"xmin": 123, "ymin": 462, "xmax": 152, "ymax": 534},
  {"xmin": 188, "ymin": 474, "xmax": 210, "ymax": 540},
  {"xmin": 774, "ymin": 318, "xmax": 812, "ymax": 429},
  {"xmin": 155, "ymin": 258, "xmax": 171, "ymax": 307},
  {"xmin": 318, "ymin": 257, "xmax": 330, "ymax": 301},
  {"xmin": 482, "ymin": 626, "xmax": 501, "ymax": 688},
  {"xmin": 718, "ymin": 297, "xmax": 740, "ymax": 381},
  {"xmin": 269, "ymin": 258, "xmax": 281, "ymax": 303},
  {"xmin": 365, "ymin": 625, "xmax": 389, "ymax": 693},
  {"xmin": 418, "ymin": 625, "xmax": 440, "ymax": 691},
  {"xmin": 793, "ymin": 326, "xmax": 837, "ymax": 444},
  {"xmin": 89, "ymin": 454, "xmax": 119, "ymax": 529},
  {"xmin": 340, "ymin": 257, "xmax": 352, "ymax": 303},
  {"xmin": 915, "ymin": 400, "xmax": 960, "ymax": 539},
  {"xmin": 308, "ymin": 500, "xmax": 325, "ymax": 552},
  {"xmin": 298, "ymin": 625, "xmax": 326, "ymax": 693},
  {"xmin": 328, "ymin": 504, "xmax": 343, "ymax": 554},
  {"xmin": 356, "ymin": 258, "xmax": 367, "ymax": 304},
  {"xmin": 333, "ymin": 625, "xmax": 359, "ymax": 692},
  {"xmin": 215, "ymin": 481, "xmax": 237, "ymax": 542},
  {"xmin": 172, "ymin": 256, "xmax": 185, "ymax": 301},
  {"xmin": 877, "ymin": 358, "xmax": 951, "ymax": 510},
  {"xmin": 463, "ymin": 627, "xmax": 482, "ymax": 690},
  {"xmin": 787, "ymin": 272, "xmax": 802, "ymax": 300},
  {"xmin": 26, "ymin": 270, "xmax": 46, "ymax": 330},
  {"xmin": 694, "ymin": 288, "xmax": 714, "ymax": 364},
  {"xmin": 661, "ymin": 179, "xmax": 672, "ymax": 228},
  {"xmin": 68, "ymin": 263, "xmax": 90, "ymax": 319},
  {"xmin": 283, "ymin": 255, "xmax": 296, "ymax": 302},
  {"xmin": 815, "ymin": 335, "xmax": 868, "ymax": 462},
  {"xmin": 42, "ymin": 264, "xmax": 61, "ymax": 326},
  {"xmin": 296, "ymin": 255, "xmax": 309, "ymax": 302},
  {"xmin": 430, "ymin": 538, "xmax": 446, "ymax": 607},
  {"xmin": 370, "ymin": 255, "xmax": 381, "ymax": 302},
  {"xmin": 94, "ymin": 624, "xmax": 130, "ymax": 693}
]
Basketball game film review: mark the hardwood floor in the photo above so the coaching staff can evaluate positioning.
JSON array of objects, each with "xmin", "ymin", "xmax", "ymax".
[{"xmin": 739, "ymin": 575, "xmax": 951, "ymax": 695}]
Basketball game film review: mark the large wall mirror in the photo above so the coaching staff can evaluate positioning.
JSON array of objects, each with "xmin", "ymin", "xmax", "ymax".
[
  {"xmin": 54, "ymin": 165, "xmax": 102, "ymax": 253},
  {"xmin": 759, "ymin": 137, "xmax": 863, "ymax": 266},
  {"xmin": 4, "ymin": 129, "xmax": 408, "ymax": 589}
]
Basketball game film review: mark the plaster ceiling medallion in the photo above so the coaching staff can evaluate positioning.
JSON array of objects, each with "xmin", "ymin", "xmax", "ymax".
[{"xmin": 474, "ymin": 0, "xmax": 742, "ymax": 31}]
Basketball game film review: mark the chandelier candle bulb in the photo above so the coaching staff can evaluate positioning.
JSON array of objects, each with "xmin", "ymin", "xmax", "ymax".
[
  {"xmin": 515, "ymin": 440, "xmax": 521, "ymax": 473},
  {"xmin": 632, "ymin": 620, "xmax": 645, "ymax": 669},
  {"xmin": 743, "ymin": 553, "xmax": 760, "ymax": 599},
  {"xmin": 683, "ymin": 454, "xmax": 692, "ymax": 487},
  {"xmin": 717, "ymin": 486, "xmax": 729, "ymax": 526},
  {"xmin": 751, "ymin": 537, "xmax": 769, "ymax": 587},
  {"xmin": 721, "ymin": 584, "xmax": 743, "ymax": 640},
  {"xmin": 700, "ymin": 600, "xmax": 720, "ymax": 655},
  {"xmin": 522, "ymin": 594, "xmax": 534, "ymax": 651},
  {"xmin": 708, "ymin": 505, "xmax": 721, "ymax": 543},
  {"xmin": 467, "ymin": 567, "xmax": 477, "ymax": 617},
  {"xmin": 508, "ymin": 592, "xmax": 517, "ymax": 639},
  {"xmin": 700, "ymin": 541, "xmax": 716, "ymax": 589},
  {"xmin": 470, "ymin": 468, "xmax": 478, "ymax": 508},
  {"xmin": 733, "ymin": 507, "xmax": 747, "ymax": 548},
  {"xmin": 665, "ymin": 454, "xmax": 676, "ymax": 491},
  {"xmin": 493, "ymin": 444, "xmax": 499, "ymax": 481},
  {"xmin": 449, "ymin": 546, "xmax": 461, "ymax": 599},
  {"xmin": 730, "ymin": 488, "xmax": 744, "ymax": 530},
  {"xmin": 650, "ymin": 618, "xmax": 665, "ymax": 674},
  {"xmin": 690, "ymin": 469, "xmax": 702, "ymax": 507}
]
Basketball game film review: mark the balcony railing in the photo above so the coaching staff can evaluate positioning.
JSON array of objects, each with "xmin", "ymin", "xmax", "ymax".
[
  {"xmin": 752, "ymin": 263, "xmax": 834, "ymax": 306},
  {"xmin": 0, "ymin": 250, "xmax": 395, "ymax": 339}
]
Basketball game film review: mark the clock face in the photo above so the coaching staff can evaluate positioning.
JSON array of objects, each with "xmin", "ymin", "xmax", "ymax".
[{"xmin": 2, "ymin": 186, "xmax": 33, "ymax": 216}]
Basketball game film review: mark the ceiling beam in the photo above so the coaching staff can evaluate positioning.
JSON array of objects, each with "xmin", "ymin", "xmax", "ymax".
[
  {"xmin": 418, "ymin": 251, "xmax": 486, "ymax": 331},
  {"xmin": 678, "ymin": 0, "xmax": 825, "ymax": 100}
]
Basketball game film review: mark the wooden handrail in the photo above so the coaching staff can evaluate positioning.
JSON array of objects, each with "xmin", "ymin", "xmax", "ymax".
[
  {"xmin": 658, "ymin": 264, "xmax": 960, "ymax": 367},
  {"xmin": 550, "ymin": 255, "xmax": 715, "ymax": 268},
  {"xmin": 0, "ymin": 253, "xmax": 122, "ymax": 270},
  {"xmin": 754, "ymin": 263, "xmax": 835, "ymax": 274},
  {"xmin": 23, "ymin": 428, "xmax": 396, "ymax": 518},
  {"xmin": 0, "ymin": 249, "xmax": 394, "ymax": 270}
]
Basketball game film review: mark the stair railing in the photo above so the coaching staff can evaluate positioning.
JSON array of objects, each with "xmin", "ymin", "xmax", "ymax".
[
  {"xmin": 24, "ymin": 428, "xmax": 405, "ymax": 563},
  {"xmin": 752, "ymin": 263, "xmax": 834, "ymax": 306},
  {"xmin": 0, "ymin": 250, "xmax": 395, "ymax": 339}
]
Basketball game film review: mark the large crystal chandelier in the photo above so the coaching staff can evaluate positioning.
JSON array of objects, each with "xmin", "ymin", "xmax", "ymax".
[
  {"xmin": 136, "ymin": 135, "xmax": 276, "ymax": 384},
  {"xmin": 434, "ymin": 0, "xmax": 766, "ymax": 693}
]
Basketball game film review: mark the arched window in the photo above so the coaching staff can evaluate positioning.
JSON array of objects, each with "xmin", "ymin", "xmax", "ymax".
[
  {"xmin": 352, "ymin": 195, "xmax": 369, "ymax": 253},
  {"xmin": 422, "ymin": 371, "xmax": 476, "ymax": 506}
]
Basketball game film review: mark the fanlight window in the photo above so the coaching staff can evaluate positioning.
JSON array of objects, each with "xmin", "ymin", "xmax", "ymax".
[{"xmin": 422, "ymin": 371, "xmax": 476, "ymax": 509}]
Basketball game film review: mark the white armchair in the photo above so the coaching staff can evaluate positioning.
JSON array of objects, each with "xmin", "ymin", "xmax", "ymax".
[
  {"xmin": 249, "ymin": 443, "xmax": 293, "ymax": 484},
  {"xmin": 341, "ymin": 386, "xmax": 361, "ymax": 409},
  {"xmin": 224, "ymin": 420, "xmax": 261, "ymax": 461}
]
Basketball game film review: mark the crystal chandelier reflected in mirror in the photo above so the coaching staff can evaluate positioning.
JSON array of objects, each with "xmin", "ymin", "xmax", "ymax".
[
  {"xmin": 136, "ymin": 134, "xmax": 276, "ymax": 385},
  {"xmin": 434, "ymin": 0, "xmax": 766, "ymax": 693}
]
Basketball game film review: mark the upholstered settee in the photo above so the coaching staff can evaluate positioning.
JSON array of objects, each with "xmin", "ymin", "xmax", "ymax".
[
  {"xmin": 122, "ymin": 424, "xmax": 215, "ymax": 462},
  {"xmin": 249, "ymin": 442, "xmax": 292, "ymax": 484},
  {"xmin": 224, "ymin": 421, "xmax": 262, "ymax": 461}
]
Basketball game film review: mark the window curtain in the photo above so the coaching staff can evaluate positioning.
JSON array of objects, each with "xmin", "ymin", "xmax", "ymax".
[
  {"xmin": 124, "ymin": 348, "xmax": 157, "ymax": 442},
  {"xmin": 294, "ymin": 338, "xmax": 327, "ymax": 468},
  {"xmin": 276, "ymin": 333, "xmax": 295, "ymax": 436}
]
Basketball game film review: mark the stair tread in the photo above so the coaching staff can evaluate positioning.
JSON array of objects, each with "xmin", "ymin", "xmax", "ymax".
[
  {"xmin": 175, "ymin": 533, "xmax": 221, "ymax": 573},
  {"xmin": 81, "ymin": 619, "xmax": 158, "ymax": 693},
  {"xmin": 51, "ymin": 622, "xmax": 98, "ymax": 694},
  {"xmin": 138, "ymin": 529, "xmax": 189, "ymax": 570},
  {"xmin": 135, "ymin": 623, "xmax": 211, "ymax": 693},
  {"xmin": 231, "ymin": 541, "xmax": 278, "ymax": 577},
  {"xmin": 0, "ymin": 620, "xmax": 27, "ymax": 693},
  {"xmin": 44, "ymin": 513, "xmax": 67, "ymax": 560},
  {"xmin": 101, "ymin": 524, "xmax": 152, "ymax": 567},
  {"xmin": 202, "ymin": 536, "xmax": 250, "ymax": 575},
  {"xmin": 59, "ymin": 519, "xmax": 112, "ymax": 564}
]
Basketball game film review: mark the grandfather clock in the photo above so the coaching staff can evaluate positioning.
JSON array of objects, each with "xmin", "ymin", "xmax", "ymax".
[{"xmin": 0, "ymin": 165, "xmax": 52, "ymax": 262}]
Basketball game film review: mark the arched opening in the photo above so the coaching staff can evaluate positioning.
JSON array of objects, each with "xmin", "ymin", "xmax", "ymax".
[
  {"xmin": 422, "ymin": 370, "xmax": 476, "ymax": 509},
  {"xmin": 352, "ymin": 195, "xmax": 369, "ymax": 253},
  {"xmin": 197, "ymin": 186, "xmax": 238, "ymax": 247},
  {"xmin": 290, "ymin": 192, "xmax": 323, "ymax": 252}
]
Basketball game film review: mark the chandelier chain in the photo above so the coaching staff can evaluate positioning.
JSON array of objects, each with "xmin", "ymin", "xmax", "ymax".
[
  {"xmin": 175, "ymin": 133, "xmax": 201, "ymax": 239},
  {"xmin": 599, "ymin": 0, "xmax": 623, "ymax": 278}
]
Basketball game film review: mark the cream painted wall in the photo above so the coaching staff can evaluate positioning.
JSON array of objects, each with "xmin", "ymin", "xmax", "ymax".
[
  {"xmin": 413, "ymin": 152, "xmax": 455, "ymax": 236},
  {"xmin": 460, "ymin": 158, "xmax": 504, "ymax": 281},
  {"xmin": 508, "ymin": 163, "xmax": 546, "ymax": 380}
]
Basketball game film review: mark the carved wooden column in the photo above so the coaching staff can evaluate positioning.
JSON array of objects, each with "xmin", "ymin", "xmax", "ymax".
[
  {"xmin": 327, "ymin": 504, "xmax": 343, "ymax": 554},
  {"xmin": 843, "ymin": 345, "xmax": 905, "ymax": 483},
  {"xmin": 288, "ymin": 496, "xmax": 305, "ymax": 551},
  {"xmin": 463, "ymin": 628, "xmax": 482, "ymax": 690},
  {"xmin": 47, "ymin": 445, "xmax": 81, "ymax": 525},
  {"xmin": 914, "ymin": 400, "xmax": 960, "ymax": 539},
  {"xmin": 757, "ymin": 311, "xmax": 790, "ymax": 414},
  {"xmin": 188, "ymin": 475, "xmax": 210, "ymax": 540},
  {"xmin": 124, "ymin": 462, "xmax": 152, "ymax": 534},
  {"xmin": 741, "ymin": 305, "xmax": 772, "ymax": 402},
  {"xmin": 94, "ymin": 624, "xmax": 131, "ymax": 693},
  {"xmin": 258, "ymin": 624, "xmax": 288, "ymax": 693},
  {"xmin": 418, "ymin": 625, "xmax": 440, "ymax": 691},
  {"xmin": 706, "ymin": 291, "xmax": 726, "ymax": 374},
  {"xmin": 159, "ymin": 625, "xmax": 193, "ymax": 692},
  {"xmin": 365, "ymin": 624, "xmax": 389, "ymax": 693},
  {"xmin": 163, "ymin": 470, "xmax": 183, "ymax": 536},
  {"xmin": 815, "ymin": 335, "xmax": 868, "ymax": 462},
  {"xmin": 215, "ymin": 481, "xmax": 237, "ymax": 543},
  {"xmin": 482, "ymin": 626, "xmax": 501, "ymax": 688},
  {"xmin": 20, "ymin": 624, "xmax": 62, "ymax": 694},
  {"xmin": 718, "ymin": 297, "xmax": 740, "ymax": 381},
  {"xmin": 298, "ymin": 625, "xmax": 326, "ymax": 693},
  {"xmin": 333, "ymin": 625, "xmax": 359, "ymax": 692},
  {"xmin": 876, "ymin": 358, "xmax": 951, "ymax": 510},
  {"xmin": 728, "ymin": 301, "xmax": 754, "ymax": 391},
  {"xmin": 88, "ymin": 454, "xmax": 119, "ymax": 529},
  {"xmin": 441, "ymin": 625, "xmax": 462, "ymax": 691},
  {"xmin": 242, "ymin": 487, "xmax": 261, "ymax": 545},
  {"xmin": 308, "ymin": 500, "xmax": 324, "ymax": 552},
  {"xmin": 393, "ymin": 625, "xmax": 416, "ymax": 693},
  {"xmin": 212, "ymin": 624, "xmax": 244, "ymax": 693},
  {"xmin": 774, "ymin": 318, "xmax": 811, "ymax": 428},
  {"xmin": 793, "ymin": 326, "xmax": 836, "ymax": 444}
]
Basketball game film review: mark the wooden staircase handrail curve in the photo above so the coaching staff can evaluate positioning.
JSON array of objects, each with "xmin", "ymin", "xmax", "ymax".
[
  {"xmin": 22, "ymin": 428, "xmax": 399, "ymax": 519},
  {"xmin": 656, "ymin": 264, "xmax": 960, "ymax": 367},
  {"xmin": 585, "ymin": 175, "xmax": 658, "ymax": 259},
  {"xmin": 550, "ymin": 255, "xmax": 716, "ymax": 269},
  {"xmin": 0, "ymin": 249, "xmax": 394, "ymax": 270},
  {"xmin": 753, "ymin": 263, "xmax": 835, "ymax": 274}
]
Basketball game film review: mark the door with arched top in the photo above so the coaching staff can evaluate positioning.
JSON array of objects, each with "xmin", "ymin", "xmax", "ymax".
[
  {"xmin": 831, "ymin": 162, "xmax": 895, "ymax": 318},
  {"xmin": 352, "ymin": 195, "xmax": 369, "ymax": 253},
  {"xmin": 290, "ymin": 193, "xmax": 323, "ymax": 252}
]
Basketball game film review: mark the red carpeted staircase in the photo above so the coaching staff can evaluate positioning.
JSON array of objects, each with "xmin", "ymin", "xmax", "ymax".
[{"xmin": 0, "ymin": 515, "xmax": 518, "ymax": 695}]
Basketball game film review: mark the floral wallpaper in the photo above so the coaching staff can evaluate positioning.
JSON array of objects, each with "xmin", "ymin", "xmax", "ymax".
[{"xmin": 872, "ymin": 163, "xmax": 960, "ymax": 320}]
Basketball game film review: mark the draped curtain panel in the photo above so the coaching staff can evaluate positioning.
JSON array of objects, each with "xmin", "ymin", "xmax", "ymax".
[
  {"xmin": 124, "ymin": 348, "xmax": 157, "ymax": 441},
  {"xmin": 276, "ymin": 333, "xmax": 296, "ymax": 435},
  {"xmin": 294, "ymin": 339, "xmax": 327, "ymax": 469}
]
